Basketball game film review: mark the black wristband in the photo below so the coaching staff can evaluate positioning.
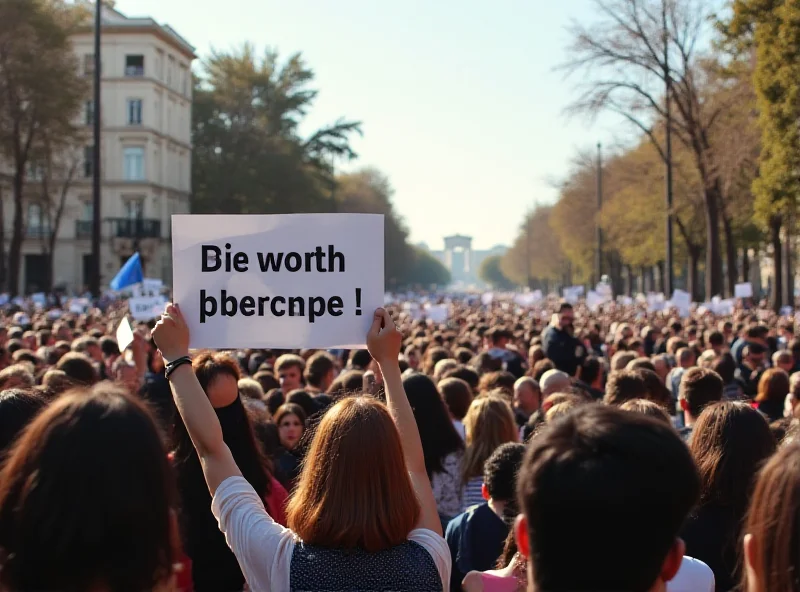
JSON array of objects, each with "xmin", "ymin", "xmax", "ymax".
[{"xmin": 165, "ymin": 356, "xmax": 192, "ymax": 379}]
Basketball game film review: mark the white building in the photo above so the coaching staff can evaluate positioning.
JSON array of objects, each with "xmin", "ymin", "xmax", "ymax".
[{"xmin": 1, "ymin": 5, "xmax": 195, "ymax": 293}]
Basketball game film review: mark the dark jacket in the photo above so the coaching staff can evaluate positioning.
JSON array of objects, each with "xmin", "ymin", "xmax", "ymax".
[
  {"xmin": 542, "ymin": 325, "xmax": 583, "ymax": 377},
  {"xmin": 445, "ymin": 502, "xmax": 508, "ymax": 592}
]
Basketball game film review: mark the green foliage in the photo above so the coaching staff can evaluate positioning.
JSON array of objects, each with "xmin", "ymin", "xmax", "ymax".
[
  {"xmin": 728, "ymin": 1, "xmax": 800, "ymax": 223},
  {"xmin": 403, "ymin": 248, "xmax": 451, "ymax": 288},
  {"xmin": 191, "ymin": 44, "xmax": 362, "ymax": 216},
  {"xmin": 333, "ymin": 169, "xmax": 413, "ymax": 287},
  {"xmin": 0, "ymin": 0, "xmax": 89, "ymax": 294},
  {"xmin": 502, "ymin": 206, "xmax": 566, "ymax": 286},
  {"xmin": 478, "ymin": 254, "xmax": 517, "ymax": 290}
]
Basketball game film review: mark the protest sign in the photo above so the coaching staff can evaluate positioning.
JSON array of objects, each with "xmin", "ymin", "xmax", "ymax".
[
  {"xmin": 172, "ymin": 214, "xmax": 384, "ymax": 349},
  {"xmin": 735, "ymin": 282, "xmax": 753, "ymax": 299},
  {"xmin": 129, "ymin": 295, "xmax": 167, "ymax": 321},
  {"xmin": 586, "ymin": 290, "xmax": 605, "ymax": 311},
  {"xmin": 563, "ymin": 285, "xmax": 584, "ymax": 303},
  {"xmin": 481, "ymin": 292, "xmax": 494, "ymax": 306},
  {"xmin": 116, "ymin": 316, "xmax": 134, "ymax": 351},
  {"xmin": 424, "ymin": 304, "xmax": 449, "ymax": 324}
]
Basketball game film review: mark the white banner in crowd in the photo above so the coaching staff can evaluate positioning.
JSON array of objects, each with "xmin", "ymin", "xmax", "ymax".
[
  {"xmin": 129, "ymin": 295, "xmax": 168, "ymax": 321},
  {"xmin": 172, "ymin": 214, "xmax": 384, "ymax": 349},
  {"xmin": 563, "ymin": 285, "xmax": 584, "ymax": 303},
  {"xmin": 735, "ymin": 282, "xmax": 753, "ymax": 299}
]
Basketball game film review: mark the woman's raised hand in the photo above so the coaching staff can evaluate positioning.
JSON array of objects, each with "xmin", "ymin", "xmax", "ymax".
[
  {"xmin": 152, "ymin": 303, "xmax": 190, "ymax": 363},
  {"xmin": 366, "ymin": 308, "xmax": 401, "ymax": 366}
]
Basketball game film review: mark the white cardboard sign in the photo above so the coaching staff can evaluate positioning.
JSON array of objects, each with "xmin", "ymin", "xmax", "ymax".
[
  {"xmin": 116, "ymin": 316, "xmax": 134, "ymax": 352},
  {"xmin": 172, "ymin": 214, "xmax": 384, "ymax": 349},
  {"xmin": 735, "ymin": 282, "xmax": 753, "ymax": 299},
  {"xmin": 129, "ymin": 295, "xmax": 167, "ymax": 321}
]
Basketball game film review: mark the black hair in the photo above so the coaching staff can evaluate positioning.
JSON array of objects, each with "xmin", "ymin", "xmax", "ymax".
[
  {"xmin": 518, "ymin": 404, "xmax": 699, "ymax": 591},
  {"xmin": 483, "ymin": 442, "xmax": 526, "ymax": 505},
  {"xmin": 0, "ymin": 389, "xmax": 47, "ymax": 462},
  {"xmin": 403, "ymin": 373, "xmax": 464, "ymax": 476}
]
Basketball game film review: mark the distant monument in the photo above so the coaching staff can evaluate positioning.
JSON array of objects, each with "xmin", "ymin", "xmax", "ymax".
[{"xmin": 421, "ymin": 235, "xmax": 507, "ymax": 288}]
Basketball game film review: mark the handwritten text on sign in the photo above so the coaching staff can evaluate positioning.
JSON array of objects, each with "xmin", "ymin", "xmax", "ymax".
[{"xmin": 171, "ymin": 214, "xmax": 384, "ymax": 349}]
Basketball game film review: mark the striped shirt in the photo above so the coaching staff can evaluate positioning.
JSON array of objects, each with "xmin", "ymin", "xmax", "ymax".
[{"xmin": 461, "ymin": 476, "xmax": 484, "ymax": 512}]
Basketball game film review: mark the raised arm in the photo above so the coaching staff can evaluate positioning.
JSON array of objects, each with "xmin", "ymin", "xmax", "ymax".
[
  {"xmin": 367, "ymin": 308, "xmax": 442, "ymax": 535},
  {"xmin": 152, "ymin": 304, "xmax": 241, "ymax": 493}
]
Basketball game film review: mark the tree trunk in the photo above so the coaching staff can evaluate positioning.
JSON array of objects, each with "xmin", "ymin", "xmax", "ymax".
[
  {"xmin": 687, "ymin": 246, "xmax": 701, "ymax": 303},
  {"xmin": 784, "ymin": 217, "xmax": 794, "ymax": 307},
  {"xmin": 721, "ymin": 215, "xmax": 737, "ymax": 298},
  {"xmin": 0, "ymin": 185, "xmax": 6, "ymax": 292},
  {"xmin": 742, "ymin": 247, "xmax": 750, "ymax": 283},
  {"xmin": 625, "ymin": 264, "xmax": 633, "ymax": 296},
  {"xmin": 657, "ymin": 262, "xmax": 665, "ymax": 294},
  {"xmin": 8, "ymin": 169, "xmax": 25, "ymax": 296},
  {"xmin": 703, "ymin": 185, "xmax": 724, "ymax": 299},
  {"xmin": 770, "ymin": 215, "xmax": 783, "ymax": 312}
]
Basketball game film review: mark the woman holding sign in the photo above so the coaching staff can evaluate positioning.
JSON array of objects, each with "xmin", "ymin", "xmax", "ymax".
[{"xmin": 152, "ymin": 304, "xmax": 450, "ymax": 591}]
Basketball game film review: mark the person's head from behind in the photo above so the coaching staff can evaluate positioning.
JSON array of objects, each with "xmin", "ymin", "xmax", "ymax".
[
  {"xmin": 676, "ymin": 347, "xmax": 696, "ymax": 369},
  {"xmin": 274, "ymin": 402, "xmax": 307, "ymax": 451},
  {"xmin": 690, "ymin": 402, "xmax": 775, "ymax": 518},
  {"xmin": 462, "ymin": 395, "xmax": 518, "ymax": 485},
  {"xmin": 56, "ymin": 352, "xmax": 99, "ymax": 387},
  {"xmin": 579, "ymin": 356, "xmax": 603, "ymax": 389},
  {"xmin": 712, "ymin": 352, "xmax": 737, "ymax": 385},
  {"xmin": 679, "ymin": 367, "xmax": 723, "ymax": 424},
  {"xmin": 611, "ymin": 351, "xmax": 637, "ymax": 372},
  {"xmin": 540, "ymin": 369, "xmax": 570, "ymax": 396},
  {"xmin": 756, "ymin": 368, "xmax": 790, "ymax": 405},
  {"xmin": 482, "ymin": 442, "xmax": 526, "ymax": 520},
  {"xmin": 620, "ymin": 398, "xmax": 672, "ymax": 426},
  {"xmin": 438, "ymin": 376, "xmax": 473, "ymax": 421},
  {"xmin": 286, "ymin": 396, "xmax": 420, "ymax": 552},
  {"xmin": 237, "ymin": 377, "xmax": 265, "ymax": 402},
  {"xmin": 603, "ymin": 369, "xmax": 647, "ymax": 407},
  {"xmin": 0, "ymin": 385, "xmax": 178, "ymax": 592},
  {"xmin": 403, "ymin": 373, "xmax": 463, "ymax": 476},
  {"xmin": 0, "ymin": 389, "xmax": 47, "ymax": 463},
  {"xmin": 742, "ymin": 440, "xmax": 800, "ymax": 592},
  {"xmin": 0, "ymin": 363, "xmax": 34, "ymax": 391},
  {"xmin": 515, "ymin": 405, "xmax": 700, "ymax": 591},
  {"xmin": 275, "ymin": 353, "xmax": 305, "ymax": 392},
  {"xmin": 772, "ymin": 350, "xmax": 794, "ymax": 374},
  {"xmin": 304, "ymin": 351, "xmax": 337, "ymax": 392}
]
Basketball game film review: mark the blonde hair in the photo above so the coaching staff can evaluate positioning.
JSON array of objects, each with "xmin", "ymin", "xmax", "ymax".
[
  {"xmin": 461, "ymin": 395, "xmax": 518, "ymax": 486},
  {"xmin": 237, "ymin": 378, "xmax": 264, "ymax": 401}
]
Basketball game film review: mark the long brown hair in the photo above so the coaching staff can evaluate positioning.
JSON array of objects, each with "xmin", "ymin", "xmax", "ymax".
[
  {"xmin": 286, "ymin": 396, "xmax": 420, "ymax": 552},
  {"xmin": 756, "ymin": 368, "xmax": 790, "ymax": 403},
  {"xmin": 461, "ymin": 395, "xmax": 518, "ymax": 485},
  {"xmin": 742, "ymin": 440, "xmax": 800, "ymax": 592},
  {"xmin": 0, "ymin": 385, "xmax": 177, "ymax": 591},
  {"xmin": 690, "ymin": 402, "xmax": 775, "ymax": 515}
]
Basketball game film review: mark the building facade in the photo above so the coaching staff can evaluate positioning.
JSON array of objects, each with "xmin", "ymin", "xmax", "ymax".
[{"xmin": 2, "ymin": 5, "xmax": 194, "ymax": 294}]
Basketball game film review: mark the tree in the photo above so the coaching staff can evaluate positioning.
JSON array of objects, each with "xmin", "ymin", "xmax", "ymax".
[
  {"xmin": 502, "ymin": 206, "xmax": 567, "ymax": 290},
  {"xmin": 478, "ymin": 254, "xmax": 517, "ymax": 290},
  {"xmin": 191, "ymin": 44, "xmax": 361, "ymax": 217},
  {"xmin": 404, "ymin": 248, "xmax": 451, "ymax": 288},
  {"xmin": 0, "ymin": 0, "xmax": 87, "ymax": 294},
  {"xmin": 36, "ymin": 141, "xmax": 80, "ymax": 291},
  {"xmin": 333, "ymin": 169, "xmax": 414, "ymax": 288},
  {"xmin": 725, "ymin": 1, "xmax": 800, "ymax": 310},
  {"xmin": 561, "ymin": 0, "xmax": 745, "ymax": 299}
]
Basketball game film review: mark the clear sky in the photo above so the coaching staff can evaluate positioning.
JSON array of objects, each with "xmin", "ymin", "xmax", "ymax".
[{"xmin": 116, "ymin": 0, "xmax": 619, "ymax": 250}]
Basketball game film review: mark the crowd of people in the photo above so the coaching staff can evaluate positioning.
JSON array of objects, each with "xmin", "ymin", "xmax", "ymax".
[{"xmin": 0, "ymin": 293, "xmax": 799, "ymax": 591}]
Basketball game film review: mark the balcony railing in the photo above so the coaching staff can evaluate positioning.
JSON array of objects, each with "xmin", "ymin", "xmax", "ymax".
[
  {"xmin": 75, "ymin": 218, "xmax": 163, "ymax": 239},
  {"xmin": 125, "ymin": 66, "xmax": 144, "ymax": 77},
  {"xmin": 25, "ymin": 226, "xmax": 51, "ymax": 239},
  {"xmin": 109, "ymin": 218, "xmax": 161, "ymax": 239}
]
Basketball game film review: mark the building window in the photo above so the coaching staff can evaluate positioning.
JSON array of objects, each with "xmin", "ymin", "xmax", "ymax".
[
  {"xmin": 124, "ymin": 198, "xmax": 144, "ymax": 220},
  {"xmin": 83, "ymin": 54, "xmax": 94, "ymax": 76},
  {"xmin": 125, "ymin": 54, "xmax": 144, "ymax": 77},
  {"xmin": 83, "ymin": 145, "xmax": 94, "ymax": 178},
  {"xmin": 123, "ymin": 147, "xmax": 145, "ymax": 181},
  {"xmin": 27, "ymin": 203, "xmax": 49, "ymax": 238},
  {"xmin": 85, "ymin": 100, "xmax": 94, "ymax": 126},
  {"xmin": 82, "ymin": 201, "xmax": 93, "ymax": 221},
  {"xmin": 127, "ymin": 99, "xmax": 143, "ymax": 125}
]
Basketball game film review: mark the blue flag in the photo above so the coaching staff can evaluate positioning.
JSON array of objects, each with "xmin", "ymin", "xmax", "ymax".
[{"xmin": 110, "ymin": 252, "xmax": 143, "ymax": 291}]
